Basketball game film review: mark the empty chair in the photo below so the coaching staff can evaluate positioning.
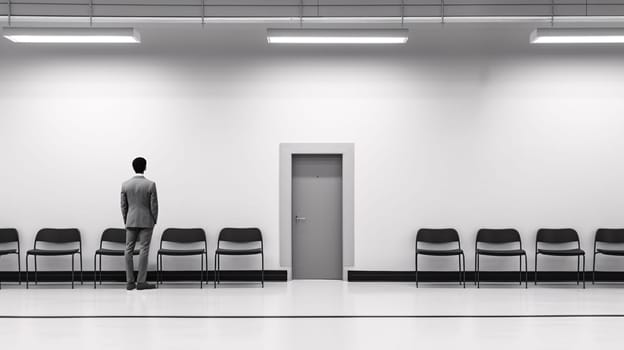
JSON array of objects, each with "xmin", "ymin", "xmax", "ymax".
[
  {"xmin": 93, "ymin": 228, "xmax": 139, "ymax": 288},
  {"xmin": 475, "ymin": 228, "xmax": 528, "ymax": 288},
  {"xmin": 535, "ymin": 228, "xmax": 585, "ymax": 288},
  {"xmin": 157, "ymin": 228, "xmax": 208, "ymax": 288},
  {"xmin": 415, "ymin": 228, "xmax": 465, "ymax": 288},
  {"xmin": 592, "ymin": 228, "xmax": 624, "ymax": 284},
  {"xmin": 214, "ymin": 228, "xmax": 264, "ymax": 288},
  {"xmin": 26, "ymin": 228, "xmax": 83, "ymax": 289},
  {"xmin": 0, "ymin": 228, "xmax": 21, "ymax": 288}
]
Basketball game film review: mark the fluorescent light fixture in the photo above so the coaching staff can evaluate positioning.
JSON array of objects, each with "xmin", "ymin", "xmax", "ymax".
[
  {"xmin": 3, "ymin": 27, "xmax": 140, "ymax": 43},
  {"xmin": 530, "ymin": 27, "xmax": 624, "ymax": 44},
  {"xmin": 267, "ymin": 28, "xmax": 408, "ymax": 44}
]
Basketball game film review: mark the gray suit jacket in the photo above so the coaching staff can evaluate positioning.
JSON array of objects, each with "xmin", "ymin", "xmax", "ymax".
[{"xmin": 121, "ymin": 175, "xmax": 159, "ymax": 229}]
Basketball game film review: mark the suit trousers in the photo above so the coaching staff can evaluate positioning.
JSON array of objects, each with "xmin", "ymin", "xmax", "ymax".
[{"xmin": 125, "ymin": 228, "xmax": 153, "ymax": 283}]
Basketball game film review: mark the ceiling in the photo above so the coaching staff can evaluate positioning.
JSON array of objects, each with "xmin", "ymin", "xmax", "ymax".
[{"xmin": 2, "ymin": 0, "xmax": 624, "ymax": 24}]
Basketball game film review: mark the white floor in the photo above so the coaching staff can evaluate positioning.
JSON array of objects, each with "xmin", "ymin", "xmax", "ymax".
[{"xmin": 1, "ymin": 281, "xmax": 623, "ymax": 349}]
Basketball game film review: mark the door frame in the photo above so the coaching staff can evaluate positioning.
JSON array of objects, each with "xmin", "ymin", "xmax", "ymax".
[{"xmin": 279, "ymin": 143, "xmax": 354, "ymax": 281}]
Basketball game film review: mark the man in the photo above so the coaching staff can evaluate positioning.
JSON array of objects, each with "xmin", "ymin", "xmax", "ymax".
[{"xmin": 121, "ymin": 157, "xmax": 158, "ymax": 291}]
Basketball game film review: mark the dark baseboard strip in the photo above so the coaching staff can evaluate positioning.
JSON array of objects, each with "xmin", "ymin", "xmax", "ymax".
[
  {"xmin": 3, "ymin": 270, "xmax": 623, "ymax": 283},
  {"xmin": 0, "ymin": 270, "xmax": 287, "ymax": 283},
  {"xmin": 1, "ymin": 314, "xmax": 624, "ymax": 319},
  {"xmin": 348, "ymin": 270, "xmax": 624, "ymax": 282}
]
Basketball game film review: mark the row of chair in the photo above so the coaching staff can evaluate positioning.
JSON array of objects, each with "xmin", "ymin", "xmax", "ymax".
[
  {"xmin": 0, "ymin": 227, "xmax": 264, "ymax": 289},
  {"xmin": 416, "ymin": 228, "xmax": 624, "ymax": 289}
]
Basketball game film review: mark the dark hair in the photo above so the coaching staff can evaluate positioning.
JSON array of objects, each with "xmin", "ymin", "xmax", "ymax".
[{"xmin": 132, "ymin": 157, "xmax": 147, "ymax": 174}]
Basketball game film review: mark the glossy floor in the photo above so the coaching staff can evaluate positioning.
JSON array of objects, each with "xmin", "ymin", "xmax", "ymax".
[{"xmin": 1, "ymin": 281, "xmax": 623, "ymax": 349}]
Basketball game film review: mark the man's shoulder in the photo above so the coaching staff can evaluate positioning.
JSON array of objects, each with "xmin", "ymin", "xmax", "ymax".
[
  {"xmin": 123, "ymin": 176, "xmax": 150, "ymax": 186},
  {"xmin": 128, "ymin": 176, "xmax": 156, "ymax": 186}
]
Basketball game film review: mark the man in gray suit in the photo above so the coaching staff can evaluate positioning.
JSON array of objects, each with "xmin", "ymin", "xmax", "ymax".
[{"xmin": 121, "ymin": 157, "xmax": 158, "ymax": 291}]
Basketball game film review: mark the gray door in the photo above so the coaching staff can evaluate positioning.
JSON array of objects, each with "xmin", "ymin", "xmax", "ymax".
[{"xmin": 292, "ymin": 154, "xmax": 343, "ymax": 280}]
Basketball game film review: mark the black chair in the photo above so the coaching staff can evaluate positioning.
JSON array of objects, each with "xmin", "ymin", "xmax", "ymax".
[
  {"xmin": 415, "ymin": 228, "xmax": 465, "ymax": 288},
  {"xmin": 157, "ymin": 228, "xmax": 208, "ymax": 288},
  {"xmin": 535, "ymin": 228, "xmax": 585, "ymax": 288},
  {"xmin": 214, "ymin": 228, "xmax": 264, "ymax": 288},
  {"xmin": 26, "ymin": 228, "xmax": 83, "ymax": 289},
  {"xmin": 592, "ymin": 228, "xmax": 624, "ymax": 284},
  {"xmin": 475, "ymin": 228, "xmax": 528, "ymax": 288},
  {"xmin": 0, "ymin": 228, "xmax": 21, "ymax": 288},
  {"xmin": 94, "ymin": 228, "xmax": 139, "ymax": 288}
]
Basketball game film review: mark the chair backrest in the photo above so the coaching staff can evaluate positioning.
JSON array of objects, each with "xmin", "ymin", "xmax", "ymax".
[
  {"xmin": 595, "ymin": 228, "xmax": 624, "ymax": 244},
  {"xmin": 476, "ymin": 228, "xmax": 522, "ymax": 246},
  {"xmin": 35, "ymin": 228, "xmax": 81, "ymax": 247},
  {"xmin": 100, "ymin": 228, "xmax": 127, "ymax": 245},
  {"xmin": 218, "ymin": 228, "xmax": 262, "ymax": 244},
  {"xmin": 161, "ymin": 228, "xmax": 206, "ymax": 244},
  {"xmin": 416, "ymin": 228, "xmax": 460, "ymax": 246},
  {"xmin": 536, "ymin": 228, "xmax": 579, "ymax": 244},
  {"xmin": 0, "ymin": 228, "xmax": 19, "ymax": 244}
]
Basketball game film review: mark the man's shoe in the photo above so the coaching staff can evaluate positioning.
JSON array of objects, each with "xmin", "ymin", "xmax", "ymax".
[
  {"xmin": 136, "ymin": 283, "xmax": 156, "ymax": 290},
  {"xmin": 126, "ymin": 282, "xmax": 136, "ymax": 291}
]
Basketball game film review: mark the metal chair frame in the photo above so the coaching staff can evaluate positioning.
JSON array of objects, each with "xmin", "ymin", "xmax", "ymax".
[
  {"xmin": 26, "ymin": 228, "xmax": 83, "ymax": 289},
  {"xmin": 415, "ymin": 228, "xmax": 466, "ymax": 288},
  {"xmin": 535, "ymin": 228, "xmax": 585, "ymax": 288},
  {"xmin": 157, "ymin": 228, "xmax": 208, "ymax": 289},
  {"xmin": 475, "ymin": 228, "xmax": 528, "ymax": 288},
  {"xmin": 592, "ymin": 228, "xmax": 624, "ymax": 285},
  {"xmin": 93, "ymin": 228, "xmax": 139, "ymax": 288},
  {"xmin": 0, "ymin": 228, "xmax": 21, "ymax": 289},
  {"xmin": 214, "ymin": 228, "xmax": 264, "ymax": 288}
]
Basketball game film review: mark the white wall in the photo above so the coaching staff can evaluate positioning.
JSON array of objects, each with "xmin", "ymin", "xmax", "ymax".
[{"xmin": 1, "ymin": 23, "xmax": 624, "ymax": 273}]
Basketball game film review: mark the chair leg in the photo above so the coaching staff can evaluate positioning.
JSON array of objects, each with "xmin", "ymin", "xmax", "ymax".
[
  {"xmin": 577, "ymin": 256, "xmax": 580, "ymax": 286},
  {"xmin": 160, "ymin": 255, "xmax": 164, "ymax": 286},
  {"xmin": 519, "ymin": 255, "xmax": 522, "ymax": 286},
  {"xmin": 217, "ymin": 255, "xmax": 221, "ymax": 285},
  {"xmin": 475, "ymin": 254, "xmax": 481, "ymax": 288},
  {"xmin": 214, "ymin": 254, "xmax": 217, "ymax": 289},
  {"xmin": 534, "ymin": 254, "xmax": 538, "ymax": 285},
  {"xmin": 34, "ymin": 256, "xmax": 38, "ymax": 285},
  {"xmin": 156, "ymin": 254, "xmax": 160, "ymax": 286},
  {"xmin": 205, "ymin": 252, "xmax": 209, "ymax": 287},
  {"xmin": 93, "ymin": 254, "xmax": 97, "ymax": 289},
  {"xmin": 462, "ymin": 253, "xmax": 466, "ymax": 288},
  {"xmin": 80, "ymin": 253, "xmax": 83, "ymax": 285},
  {"xmin": 415, "ymin": 253, "xmax": 419, "ymax": 288},
  {"xmin": 261, "ymin": 252, "xmax": 265, "ymax": 288},
  {"xmin": 582, "ymin": 255, "xmax": 586, "ymax": 289},
  {"xmin": 99, "ymin": 254, "xmax": 102, "ymax": 285},
  {"xmin": 17, "ymin": 253, "xmax": 22, "ymax": 285},
  {"xmin": 200, "ymin": 254, "xmax": 204, "ymax": 289},
  {"xmin": 592, "ymin": 252, "xmax": 597, "ymax": 285},
  {"xmin": 26, "ymin": 255, "xmax": 29, "ymax": 289},
  {"xmin": 458, "ymin": 254, "xmax": 462, "ymax": 286},
  {"xmin": 474, "ymin": 253, "xmax": 477, "ymax": 286},
  {"xmin": 524, "ymin": 254, "xmax": 528, "ymax": 289},
  {"xmin": 71, "ymin": 254, "xmax": 75, "ymax": 289}
]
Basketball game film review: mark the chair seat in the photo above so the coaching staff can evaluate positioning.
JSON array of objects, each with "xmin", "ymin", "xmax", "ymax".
[
  {"xmin": 538, "ymin": 248, "xmax": 585, "ymax": 256},
  {"xmin": 159, "ymin": 248, "xmax": 206, "ymax": 256},
  {"xmin": 95, "ymin": 249, "xmax": 139, "ymax": 256},
  {"xmin": 596, "ymin": 248, "xmax": 624, "ymax": 256},
  {"xmin": 477, "ymin": 248, "xmax": 526, "ymax": 256},
  {"xmin": 216, "ymin": 248, "xmax": 263, "ymax": 255},
  {"xmin": 27, "ymin": 248, "xmax": 79, "ymax": 256},
  {"xmin": 417, "ymin": 248, "xmax": 463, "ymax": 256},
  {"xmin": 0, "ymin": 248, "xmax": 17, "ymax": 255}
]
